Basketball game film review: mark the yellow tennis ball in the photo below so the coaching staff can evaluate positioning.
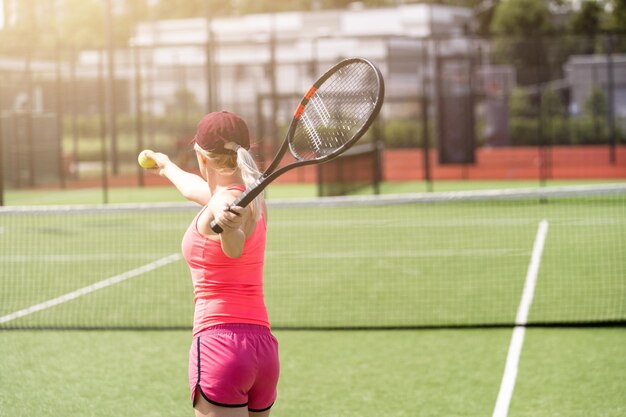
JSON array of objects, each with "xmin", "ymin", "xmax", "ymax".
[{"xmin": 138, "ymin": 150, "xmax": 156, "ymax": 169}]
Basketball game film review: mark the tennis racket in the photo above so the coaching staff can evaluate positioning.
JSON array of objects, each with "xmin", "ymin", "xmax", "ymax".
[{"xmin": 211, "ymin": 57, "xmax": 385, "ymax": 233}]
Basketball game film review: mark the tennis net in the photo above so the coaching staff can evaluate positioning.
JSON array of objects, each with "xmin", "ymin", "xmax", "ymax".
[
  {"xmin": 317, "ymin": 142, "xmax": 381, "ymax": 197},
  {"xmin": 1, "ymin": 184, "xmax": 624, "ymax": 330}
]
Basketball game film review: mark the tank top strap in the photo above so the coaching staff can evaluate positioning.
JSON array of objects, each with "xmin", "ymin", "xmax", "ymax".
[
  {"xmin": 226, "ymin": 184, "xmax": 246, "ymax": 192},
  {"xmin": 194, "ymin": 205, "xmax": 209, "ymax": 231}
]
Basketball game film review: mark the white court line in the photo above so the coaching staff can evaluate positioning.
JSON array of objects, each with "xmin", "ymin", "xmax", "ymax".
[
  {"xmin": 267, "ymin": 248, "xmax": 527, "ymax": 258},
  {"xmin": 0, "ymin": 253, "xmax": 179, "ymax": 262},
  {"xmin": 492, "ymin": 220, "xmax": 549, "ymax": 417},
  {"xmin": 0, "ymin": 253, "xmax": 181, "ymax": 324}
]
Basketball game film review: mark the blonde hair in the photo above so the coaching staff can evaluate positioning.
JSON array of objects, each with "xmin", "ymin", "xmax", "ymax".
[{"xmin": 194, "ymin": 142, "xmax": 264, "ymax": 221}]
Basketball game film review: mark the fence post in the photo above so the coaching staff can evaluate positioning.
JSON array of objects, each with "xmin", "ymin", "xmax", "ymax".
[
  {"xmin": 421, "ymin": 39, "xmax": 432, "ymax": 192},
  {"xmin": 69, "ymin": 46, "xmax": 79, "ymax": 180},
  {"xmin": 255, "ymin": 94, "xmax": 265, "ymax": 169},
  {"xmin": 104, "ymin": 0, "xmax": 119, "ymax": 175},
  {"xmin": 534, "ymin": 36, "xmax": 549, "ymax": 187},
  {"xmin": 134, "ymin": 44, "xmax": 145, "ymax": 187},
  {"xmin": 205, "ymin": 13, "xmax": 215, "ymax": 113},
  {"xmin": 606, "ymin": 33, "xmax": 616, "ymax": 165},
  {"xmin": 269, "ymin": 16, "xmax": 279, "ymax": 149},
  {"xmin": 98, "ymin": 50, "xmax": 109, "ymax": 204},
  {"xmin": 24, "ymin": 49, "xmax": 35, "ymax": 188},
  {"xmin": 55, "ymin": 41, "xmax": 66, "ymax": 189}
]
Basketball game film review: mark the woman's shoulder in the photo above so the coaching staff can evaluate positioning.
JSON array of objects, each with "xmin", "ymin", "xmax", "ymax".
[
  {"xmin": 208, "ymin": 184, "xmax": 245, "ymax": 208},
  {"xmin": 206, "ymin": 185, "xmax": 254, "ymax": 222}
]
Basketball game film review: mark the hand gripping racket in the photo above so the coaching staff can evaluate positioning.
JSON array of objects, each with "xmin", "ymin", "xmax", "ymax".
[{"xmin": 211, "ymin": 57, "xmax": 385, "ymax": 233}]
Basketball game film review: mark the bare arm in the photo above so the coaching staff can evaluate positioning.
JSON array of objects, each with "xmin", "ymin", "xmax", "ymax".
[
  {"xmin": 145, "ymin": 151, "xmax": 210, "ymax": 206},
  {"xmin": 200, "ymin": 192, "xmax": 251, "ymax": 258},
  {"xmin": 215, "ymin": 204, "xmax": 247, "ymax": 258}
]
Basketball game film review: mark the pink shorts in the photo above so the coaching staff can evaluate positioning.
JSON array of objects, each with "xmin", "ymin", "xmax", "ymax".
[{"xmin": 189, "ymin": 324, "xmax": 280, "ymax": 412}]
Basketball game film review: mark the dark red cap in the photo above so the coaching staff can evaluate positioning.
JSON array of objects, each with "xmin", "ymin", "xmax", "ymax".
[{"xmin": 193, "ymin": 111, "xmax": 250, "ymax": 153}]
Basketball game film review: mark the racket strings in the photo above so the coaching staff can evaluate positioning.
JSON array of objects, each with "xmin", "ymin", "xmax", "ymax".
[{"xmin": 291, "ymin": 62, "xmax": 380, "ymax": 161}]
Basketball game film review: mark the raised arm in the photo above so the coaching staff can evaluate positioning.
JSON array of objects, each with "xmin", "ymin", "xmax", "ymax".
[{"xmin": 145, "ymin": 151, "xmax": 211, "ymax": 206}]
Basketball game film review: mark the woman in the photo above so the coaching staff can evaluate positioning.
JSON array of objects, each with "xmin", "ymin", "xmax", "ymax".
[{"xmin": 146, "ymin": 111, "xmax": 279, "ymax": 417}]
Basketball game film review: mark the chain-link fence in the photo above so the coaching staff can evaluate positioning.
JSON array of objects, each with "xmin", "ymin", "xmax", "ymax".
[{"xmin": 1, "ymin": 30, "xmax": 624, "ymax": 200}]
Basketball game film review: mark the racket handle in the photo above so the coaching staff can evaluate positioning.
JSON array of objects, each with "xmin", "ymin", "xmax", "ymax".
[
  {"xmin": 210, "ymin": 220, "xmax": 224, "ymax": 234},
  {"xmin": 209, "ymin": 205, "xmax": 238, "ymax": 233},
  {"xmin": 208, "ymin": 182, "xmax": 262, "ymax": 234}
]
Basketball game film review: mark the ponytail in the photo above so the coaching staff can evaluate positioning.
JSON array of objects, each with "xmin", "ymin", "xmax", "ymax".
[
  {"xmin": 233, "ymin": 146, "xmax": 264, "ymax": 221},
  {"xmin": 195, "ymin": 141, "xmax": 265, "ymax": 221}
]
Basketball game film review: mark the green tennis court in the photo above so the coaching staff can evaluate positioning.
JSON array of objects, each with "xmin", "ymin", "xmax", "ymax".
[
  {"xmin": 1, "ymin": 185, "xmax": 625, "ymax": 416},
  {"xmin": 1, "ymin": 328, "xmax": 624, "ymax": 417}
]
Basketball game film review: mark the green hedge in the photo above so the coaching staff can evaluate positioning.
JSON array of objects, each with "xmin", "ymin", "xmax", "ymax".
[
  {"xmin": 63, "ymin": 114, "xmax": 624, "ymax": 154},
  {"xmin": 382, "ymin": 117, "xmax": 624, "ymax": 149},
  {"xmin": 510, "ymin": 116, "xmax": 625, "ymax": 146}
]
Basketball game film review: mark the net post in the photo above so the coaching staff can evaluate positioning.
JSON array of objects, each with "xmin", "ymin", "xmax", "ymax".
[
  {"xmin": 373, "ymin": 126, "xmax": 383, "ymax": 195},
  {"xmin": 316, "ymin": 163, "xmax": 323, "ymax": 197}
]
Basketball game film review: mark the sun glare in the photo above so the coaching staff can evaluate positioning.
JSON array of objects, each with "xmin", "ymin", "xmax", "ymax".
[{"xmin": 0, "ymin": 0, "xmax": 5, "ymax": 30}]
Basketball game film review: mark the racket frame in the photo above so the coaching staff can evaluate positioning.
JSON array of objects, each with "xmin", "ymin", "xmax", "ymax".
[{"xmin": 213, "ymin": 57, "xmax": 385, "ymax": 230}]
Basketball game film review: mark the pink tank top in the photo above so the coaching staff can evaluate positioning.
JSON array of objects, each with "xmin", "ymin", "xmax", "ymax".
[{"xmin": 181, "ymin": 189, "xmax": 269, "ymax": 336}]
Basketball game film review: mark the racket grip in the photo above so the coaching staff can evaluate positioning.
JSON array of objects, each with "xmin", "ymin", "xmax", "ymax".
[
  {"xmin": 207, "ymin": 179, "xmax": 262, "ymax": 234},
  {"xmin": 210, "ymin": 220, "xmax": 223, "ymax": 234},
  {"xmin": 209, "ymin": 205, "xmax": 240, "ymax": 234}
]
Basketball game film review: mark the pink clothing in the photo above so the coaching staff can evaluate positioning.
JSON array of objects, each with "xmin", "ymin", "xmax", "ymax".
[
  {"xmin": 188, "ymin": 323, "xmax": 279, "ymax": 411},
  {"xmin": 182, "ymin": 198, "xmax": 269, "ymax": 336}
]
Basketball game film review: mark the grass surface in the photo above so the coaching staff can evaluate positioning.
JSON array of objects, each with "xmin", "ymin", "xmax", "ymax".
[
  {"xmin": 1, "ymin": 328, "xmax": 624, "ymax": 417},
  {"xmin": 1, "ymin": 182, "xmax": 624, "ymax": 416},
  {"xmin": 510, "ymin": 328, "xmax": 626, "ymax": 417}
]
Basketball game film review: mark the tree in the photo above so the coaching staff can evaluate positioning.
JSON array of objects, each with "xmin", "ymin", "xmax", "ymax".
[
  {"xmin": 509, "ymin": 87, "xmax": 533, "ymax": 118},
  {"xmin": 584, "ymin": 86, "xmax": 607, "ymax": 118},
  {"xmin": 490, "ymin": 0, "xmax": 553, "ymax": 38},
  {"xmin": 564, "ymin": 0, "xmax": 613, "ymax": 55},
  {"xmin": 490, "ymin": 0, "xmax": 555, "ymax": 85},
  {"xmin": 0, "ymin": 0, "xmax": 153, "ymax": 54},
  {"xmin": 573, "ymin": 86, "xmax": 609, "ymax": 143},
  {"xmin": 568, "ymin": 0, "xmax": 604, "ymax": 37},
  {"xmin": 508, "ymin": 87, "xmax": 538, "ymax": 145},
  {"xmin": 472, "ymin": 0, "xmax": 501, "ymax": 37},
  {"xmin": 606, "ymin": 0, "xmax": 626, "ymax": 31},
  {"xmin": 541, "ymin": 88, "xmax": 565, "ymax": 118},
  {"xmin": 540, "ymin": 87, "xmax": 568, "ymax": 144}
]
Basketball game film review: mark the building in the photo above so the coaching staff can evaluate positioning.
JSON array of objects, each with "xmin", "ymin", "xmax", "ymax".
[
  {"xmin": 565, "ymin": 54, "xmax": 626, "ymax": 119},
  {"xmin": 130, "ymin": 3, "xmax": 474, "ymax": 117}
]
